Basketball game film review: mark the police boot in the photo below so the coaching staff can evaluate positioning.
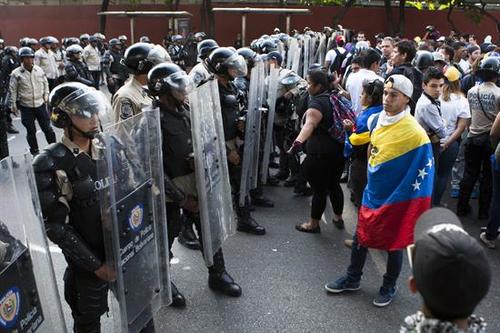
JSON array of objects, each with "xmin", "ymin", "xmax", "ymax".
[
  {"xmin": 178, "ymin": 215, "xmax": 201, "ymax": 250},
  {"xmin": 208, "ymin": 249, "xmax": 242, "ymax": 297},
  {"xmin": 237, "ymin": 205, "xmax": 266, "ymax": 235},
  {"xmin": 170, "ymin": 282, "xmax": 186, "ymax": 308}
]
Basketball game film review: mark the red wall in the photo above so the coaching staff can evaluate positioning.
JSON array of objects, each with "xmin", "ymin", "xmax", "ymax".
[{"xmin": 0, "ymin": 4, "xmax": 498, "ymax": 47}]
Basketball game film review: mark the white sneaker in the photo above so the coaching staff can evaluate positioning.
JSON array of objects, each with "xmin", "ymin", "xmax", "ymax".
[{"xmin": 480, "ymin": 232, "xmax": 496, "ymax": 249}]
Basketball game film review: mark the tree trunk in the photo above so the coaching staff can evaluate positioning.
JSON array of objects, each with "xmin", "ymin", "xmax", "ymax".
[
  {"xmin": 384, "ymin": 0, "xmax": 396, "ymax": 35},
  {"xmin": 206, "ymin": 0, "xmax": 215, "ymax": 37},
  {"xmin": 446, "ymin": 5, "xmax": 460, "ymax": 34},
  {"xmin": 332, "ymin": 0, "xmax": 356, "ymax": 26},
  {"xmin": 278, "ymin": 0, "xmax": 286, "ymax": 33},
  {"xmin": 398, "ymin": 0, "xmax": 406, "ymax": 35},
  {"xmin": 99, "ymin": 0, "xmax": 110, "ymax": 35}
]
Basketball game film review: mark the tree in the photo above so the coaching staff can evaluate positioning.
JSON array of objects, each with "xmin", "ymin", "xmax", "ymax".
[{"xmin": 407, "ymin": 0, "xmax": 500, "ymax": 36}]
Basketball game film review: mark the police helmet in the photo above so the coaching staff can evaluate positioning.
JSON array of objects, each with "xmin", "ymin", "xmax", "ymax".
[
  {"xmin": 250, "ymin": 39, "xmax": 260, "ymax": 52},
  {"xmin": 109, "ymin": 38, "xmax": 121, "ymax": 48},
  {"xmin": 122, "ymin": 43, "xmax": 169, "ymax": 74},
  {"xmin": 147, "ymin": 62, "xmax": 193, "ymax": 101},
  {"xmin": 94, "ymin": 33, "xmax": 105, "ymax": 40},
  {"xmin": 139, "ymin": 36, "xmax": 151, "ymax": 43},
  {"xmin": 171, "ymin": 34, "xmax": 184, "ymax": 43},
  {"xmin": 237, "ymin": 47, "xmax": 261, "ymax": 71},
  {"xmin": 89, "ymin": 36, "xmax": 98, "ymax": 43},
  {"xmin": 39, "ymin": 37, "xmax": 54, "ymax": 46},
  {"xmin": 415, "ymin": 51, "xmax": 434, "ymax": 71},
  {"xmin": 273, "ymin": 28, "xmax": 281, "ymax": 34},
  {"xmin": 206, "ymin": 47, "xmax": 247, "ymax": 79},
  {"xmin": 476, "ymin": 56, "xmax": 500, "ymax": 80},
  {"xmin": 66, "ymin": 44, "xmax": 84, "ymax": 58},
  {"xmin": 28, "ymin": 38, "xmax": 38, "ymax": 47},
  {"xmin": 65, "ymin": 37, "xmax": 80, "ymax": 47},
  {"xmin": 18, "ymin": 47, "xmax": 35, "ymax": 58},
  {"xmin": 47, "ymin": 36, "xmax": 59, "ymax": 44},
  {"xmin": 194, "ymin": 32, "xmax": 207, "ymax": 40},
  {"xmin": 49, "ymin": 82, "xmax": 111, "ymax": 136},
  {"xmin": 19, "ymin": 37, "xmax": 30, "ymax": 47},
  {"xmin": 278, "ymin": 33, "xmax": 289, "ymax": 43},
  {"xmin": 0, "ymin": 39, "xmax": 4, "ymax": 45},
  {"xmin": 265, "ymin": 51, "xmax": 283, "ymax": 66},
  {"xmin": 197, "ymin": 39, "xmax": 219, "ymax": 60},
  {"xmin": 80, "ymin": 34, "xmax": 90, "ymax": 41},
  {"xmin": 118, "ymin": 35, "xmax": 128, "ymax": 42},
  {"xmin": 259, "ymin": 39, "xmax": 277, "ymax": 54},
  {"xmin": 5, "ymin": 46, "xmax": 18, "ymax": 56}
]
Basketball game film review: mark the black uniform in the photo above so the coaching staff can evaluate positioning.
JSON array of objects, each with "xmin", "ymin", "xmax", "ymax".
[
  {"xmin": 33, "ymin": 142, "xmax": 107, "ymax": 333},
  {"xmin": 64, "ymin": 59, "xmax": 94, "ymax": 86},
  {"xmin": 0, "ymin": 54, "xmax": 20, "ymax": 157},
  {"xmin": 102, "ymin": 49, "xmax": 128, "ymax": 95},
  {"xmin": 159, "ymin": 103, "xmax": 229, "ymax": 272}
]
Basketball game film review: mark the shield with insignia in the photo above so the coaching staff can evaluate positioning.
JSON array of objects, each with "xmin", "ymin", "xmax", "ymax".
[
  {"xmin": 0, "ymin": 154, "xmax": 66, "ymax": 332},
  {"xmin": 96, "ymin": 109, "xmax": 171, "ymax": 332}
]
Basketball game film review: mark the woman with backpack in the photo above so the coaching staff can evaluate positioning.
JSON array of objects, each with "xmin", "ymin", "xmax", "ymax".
[
  {"xmin": 343, "ymin": 79, "xmax": 384, "ymax": 208},
  {"xmin": 288, "ymin": 70, "xmax": 346, "ymax": 233}
]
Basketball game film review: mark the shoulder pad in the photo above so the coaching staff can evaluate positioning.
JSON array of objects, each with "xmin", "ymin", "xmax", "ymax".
[
  {"xmin": 32, "ymin": 150, "xmax": 56, "ymax": 173},
  {"xmin": 46, "ymin": 142, "xmax": 71, "ymax": 158}
]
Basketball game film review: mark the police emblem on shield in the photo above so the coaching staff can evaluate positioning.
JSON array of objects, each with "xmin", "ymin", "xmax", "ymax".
[
  {"xmin": 0, "ymin": 287, "xmax": 20, "ymax": 329},
  {"xmin": 128, "ymin": 204, "xmax": 144, "ymax": 232}
]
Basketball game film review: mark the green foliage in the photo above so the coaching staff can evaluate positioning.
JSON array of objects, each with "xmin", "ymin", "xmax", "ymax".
[{"xmin": 407, "ymin": 0, "xmax": 454, "ymax": 11}]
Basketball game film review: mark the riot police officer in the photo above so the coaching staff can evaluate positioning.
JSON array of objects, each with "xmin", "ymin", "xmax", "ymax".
[
  {"xmin": 111, "ymin": 42, "xmax": 169, "ymax": 123},
  {"xmin": 64, "ymin": 44, "xmax": 95, "ymax": 86},
  {"xmin": 32, "ymin": 82, "xmax": 154, "ymax": 332},
  {"xmin": 148, "ymin": 62, "xmax": 242, "ymax": 304},
  {"xmin": 102, "ymin": 38, "xmax": 128, "ymax": 95},
  {"xmin": 206, "ymin": 47, "xmax": 266, "ymax": 235},
  {"xmin": 234, "ymin": 47, "xmax": 274, "ymax": 208},
  {"xmin": 188, "ymin": 39, "xmax": 218, "ymax": 86},
  {"xmin": 0, "ymin": 46, "xmax": 20, "ymax": 135}
]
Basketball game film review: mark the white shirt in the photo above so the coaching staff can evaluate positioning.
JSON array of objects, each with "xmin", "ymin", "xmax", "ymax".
[
  {"xmin": 325, "ymin": 47, "xmax": 346, "ymax": 66},
  {"xmin": 83, "ymin": 45, "xmax": 101, "ymax": 71},
  {"xmin": 459, "ymin": 59, "xmax": 470, "ymax": 74},
  {"xmin": 345, "ymin": 68, "xmax": 384, "ymax": 114},
  {"xmin": 439, "ymin": 93, "xmax": 471, "ymax": 142},
  {"xmin": 34, "ymin": 48, "xmax": 58, "ymax": 79}
]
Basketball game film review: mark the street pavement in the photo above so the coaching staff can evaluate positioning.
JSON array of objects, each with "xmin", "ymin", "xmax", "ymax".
[{"xmin": 6, "ymin": 116, "xmax": 500, "ymax": 333}]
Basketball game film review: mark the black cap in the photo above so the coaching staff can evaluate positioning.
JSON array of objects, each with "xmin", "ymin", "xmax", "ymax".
[{"xmin": 413, "ymin": 208, "xmax": 491, "ymax": 320}]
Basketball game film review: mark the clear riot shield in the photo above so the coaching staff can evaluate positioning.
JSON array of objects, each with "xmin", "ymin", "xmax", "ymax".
[
  {"xmin": 302, "ymin": 35, "xmax": 311, "ymax": 79},
  {"xmin": 292, "ymin": 39, "xmax": 302, "ymax": 75},
  {"xmin": 310, "ymin": 36, "xmax": 318, "ymax": 63},
  {"xmin": 316, "ymin": 35, "xmax": 327, "ymax": 66},
  {"xmin": 189, "ymin": 79, "xmax": 236, "ymax": 266},
  {"xmin": 0, "ymin": 154, "xmax": 67, "ymax": 333},
  {"xmin": 261, "ymin": 64, "xmax": 280, "ymax": 184},
  {"xmin": 239, "ymin": 61, "xmax": 265, "ymax": 207},
  {"xmin": 286, "ymin": 38, "xmax": 297, "ymax": 70},
  {"xmin": 96, "ymin": 109, "xmax": 171, "ymax": 333}
]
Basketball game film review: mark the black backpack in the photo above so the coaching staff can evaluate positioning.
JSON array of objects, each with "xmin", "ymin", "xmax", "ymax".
[{"xmin": 329, "ymin": 48, "xmax": 346, "ymax": 74}]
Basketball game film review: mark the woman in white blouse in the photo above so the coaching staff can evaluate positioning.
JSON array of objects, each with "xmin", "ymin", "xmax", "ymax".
[{"xmin": 433, "ymin": 66, "xmax": 471, "ymax": 206}]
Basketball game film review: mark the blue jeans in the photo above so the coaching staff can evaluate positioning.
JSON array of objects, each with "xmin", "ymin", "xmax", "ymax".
[
  {"xmin": 486, "ymin": 163, "xmax": 500, "ymax": 240},
  {"xmin": 433, "ymin": 141, "xmax": 460, "ymax": 205},
  {"xmin": 346, "ymin": 235, "xmax": 403, "ymax": 293}
]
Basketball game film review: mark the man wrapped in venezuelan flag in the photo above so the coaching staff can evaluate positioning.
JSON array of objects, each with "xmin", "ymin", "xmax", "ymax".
[{"xmin": 325, "ymin": 75, "xmax": 434, "ymax": 308}]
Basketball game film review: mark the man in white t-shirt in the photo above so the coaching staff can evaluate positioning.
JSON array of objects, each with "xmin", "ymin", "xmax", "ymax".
[
  {"xmin": 345, "ymin": 49, "xmax": 384, "ymax": 114},
  {"xmin": 324, "ymin": 36, "xmax": 346, "ymax": 74}
]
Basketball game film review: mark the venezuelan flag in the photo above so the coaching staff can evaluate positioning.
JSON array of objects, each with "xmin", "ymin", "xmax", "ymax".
[
  {"xmin": 357, "ymin": 113, "xmax": 434, "ymax": 251},
  {"xmin": 344, "ymin": 105, "xmax": 383, "ymax": 158}
]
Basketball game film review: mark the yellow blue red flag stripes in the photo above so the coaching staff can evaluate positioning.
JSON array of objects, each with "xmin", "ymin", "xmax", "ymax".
[{"xmin": 357, "ymin": 114, "xmax": 434, "ymax": 251}]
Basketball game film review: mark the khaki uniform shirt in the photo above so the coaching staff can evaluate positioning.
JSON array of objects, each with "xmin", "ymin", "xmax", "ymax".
[
  {"xmin": 9, "ymin": 64, "xmax": 49, "ymax": 108},
  {"xmin": 35, "ymin": 48, "xmax": 58, "ymax": 80},
  {"xmin": 83, "ymin": 45, "xmax": 101, "ymax": 71},
  {"xmin": 111, "ymin": 77, "xmax": 153, "ymax": 123}
]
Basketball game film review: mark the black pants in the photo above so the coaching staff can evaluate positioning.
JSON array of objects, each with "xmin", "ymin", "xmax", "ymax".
[
  {"xmin": 19, "ymin": 104, "xmax": 56, "ymax": 155},
  {"xmin": 274, "ymin": 125, "xmax": 299, "ymax": 177},
  {"xmin": 304, "ymin": 153, "xmax": 345, "ymax": 220},
  {"xmin": 90, "ymin": 71, "xmax": 101, "ymax": 89},
  {"xmin": 64, "ymin": 267, "xmax": 155, "ymax": 333},
  {"xmin": 165, "ymin": 202, "xmax": 226, "ymax": 273},
  {"xmin": 350, "ymin": 145, "xmax": 369, "ymax": 207},
  {"xmin": 458, "ymin": 135, "xmax": 493, "ymax": 215}
]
